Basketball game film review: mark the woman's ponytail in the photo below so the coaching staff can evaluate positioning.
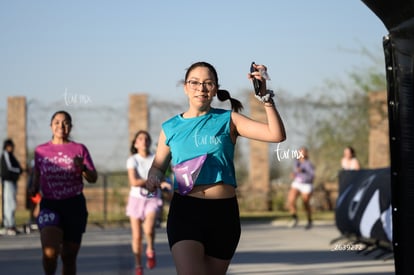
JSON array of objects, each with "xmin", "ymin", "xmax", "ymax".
[{"xmin": 217, "ymin": 89, "xmax": 243, "ymax": 113}]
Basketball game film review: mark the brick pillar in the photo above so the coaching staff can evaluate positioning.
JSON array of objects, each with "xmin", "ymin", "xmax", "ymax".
[
  {"xmin": 128, "ymin": 94, "xmax": 149, "ymax": 144},
  {"xmin": 368, "ymin": 91, "xmax": 390, "ymax": 168},
  {"xmin": 6, "ymin": 97, "xmax": 27, "ymax": 214},
  {"xmin": 247, "ymin": 94, "xmax": 270, "ymax": 211}
]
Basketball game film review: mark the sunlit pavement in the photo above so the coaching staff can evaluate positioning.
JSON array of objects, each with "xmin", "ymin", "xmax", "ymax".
[
  {"xmin": 0, "ymin": 221, "xmax": 395, "ymax": 275},
  {"xmin": 229, "ymin": 220, "xmax": 394, "ymax": 275}
]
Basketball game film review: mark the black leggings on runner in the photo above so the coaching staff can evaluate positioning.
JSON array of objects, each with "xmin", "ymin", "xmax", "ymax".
[{"xmin": 167, "ymin": 192, "xmax": 241, "ymax": 260}]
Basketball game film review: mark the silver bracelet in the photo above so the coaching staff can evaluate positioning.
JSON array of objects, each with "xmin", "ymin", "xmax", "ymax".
[{"xmin": 255, "ymin": 89, "xmax": 275, "ymax": 103}]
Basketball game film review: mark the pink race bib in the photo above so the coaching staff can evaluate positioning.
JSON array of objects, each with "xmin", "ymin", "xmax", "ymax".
[{"xmin": 172, "ymin": 154, "xmax": 207, "ymax": 195}]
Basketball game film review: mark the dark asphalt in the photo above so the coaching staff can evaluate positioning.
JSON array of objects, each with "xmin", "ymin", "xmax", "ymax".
[{"xmin": 0, "ymin": 220, "xmax": 395, "ymax": 275}]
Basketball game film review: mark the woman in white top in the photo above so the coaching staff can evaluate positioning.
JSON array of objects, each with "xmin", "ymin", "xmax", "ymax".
[
  {"xmin": 341, "ymin": 146, "xmax": 361, "ymax": 170},
  {"xmin": 126, "ymin": 130, "xmax": 170, "ymax": 275}
]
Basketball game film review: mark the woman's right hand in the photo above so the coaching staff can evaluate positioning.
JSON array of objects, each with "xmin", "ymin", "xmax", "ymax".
[
  {"xmin": 146, "ymin": 175, "xmax": 161, "ymax": 193},
  {"xmin": 248, "ymin": 63, "xmax": 268, "ymax": 96}
]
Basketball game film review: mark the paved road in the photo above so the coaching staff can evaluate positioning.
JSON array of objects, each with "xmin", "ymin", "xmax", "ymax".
[{"xmin": 0, "ymin": 220, "xmax": 395, "ymax": 275}]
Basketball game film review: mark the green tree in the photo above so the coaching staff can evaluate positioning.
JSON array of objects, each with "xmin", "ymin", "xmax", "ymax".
[{"xmin": 284, "ymin": 47, "xmax": 387, "ymax": 184}]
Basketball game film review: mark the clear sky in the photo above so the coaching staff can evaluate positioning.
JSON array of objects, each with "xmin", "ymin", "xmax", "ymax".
[
  {"xmin": 1, "ymin": 0, "xmax": 388, "ymax": 108},
  {"xmin": 0, "ymin": 1, "xmax": 390, "ymax": 170}
]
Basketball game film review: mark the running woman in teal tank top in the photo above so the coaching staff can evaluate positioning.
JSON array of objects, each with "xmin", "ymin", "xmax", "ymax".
[{"xmin": 147, "ymin": 61, "xmax": 286, "ymax": 275}]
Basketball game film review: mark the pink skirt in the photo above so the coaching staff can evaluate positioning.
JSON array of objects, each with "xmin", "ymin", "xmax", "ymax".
[{"xmin": 126, "ymin": 195, "xmax": 161, "ymax": 220}]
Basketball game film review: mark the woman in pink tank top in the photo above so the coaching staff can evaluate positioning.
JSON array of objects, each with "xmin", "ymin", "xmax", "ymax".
[{"xmin": 30, "ymin": 110, "xmax": 97, "ymax": 275}]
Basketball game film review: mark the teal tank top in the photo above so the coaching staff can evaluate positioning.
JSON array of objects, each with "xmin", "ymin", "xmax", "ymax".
[{"xmin": 162, "ymin": 108, "xmax": 236, "ymax": 190}]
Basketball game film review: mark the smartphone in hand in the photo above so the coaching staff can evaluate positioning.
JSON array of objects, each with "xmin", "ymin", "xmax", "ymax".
[{"xmin": 250, "ymin": 62, "xmax": 262, "ymax": 96}]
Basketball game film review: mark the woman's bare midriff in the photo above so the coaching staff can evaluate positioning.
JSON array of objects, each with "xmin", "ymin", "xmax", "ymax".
[{"xmin": 176, "ymin": 182, "xmax": 236, "ymax": 199}]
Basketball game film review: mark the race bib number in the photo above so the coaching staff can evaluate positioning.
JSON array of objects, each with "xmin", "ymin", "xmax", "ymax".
[
  {"xmin": 37, "ymin": 209, "xmax": 60, "ymax": 230},
  {"xmin": 172, "ymin": 154, "xmax": 207, "ymax": 195}
]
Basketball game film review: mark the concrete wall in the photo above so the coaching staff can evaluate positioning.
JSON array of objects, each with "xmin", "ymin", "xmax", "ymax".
[
  {"xmin": 128, "ymin": 94, "xmax": 149, "ymax": 144},
  {"xmin": 243, "ymin": 94, "xmax": 271, "ymax": 211},
  {"xmin": 2, "ymin": 97, "xmax": 28, "ymax": 218}
]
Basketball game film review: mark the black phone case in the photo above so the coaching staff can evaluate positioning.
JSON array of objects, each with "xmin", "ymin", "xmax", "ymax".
[{"xmin": 250, "ymin": 62, "xmax": 262, "ymax": 96}]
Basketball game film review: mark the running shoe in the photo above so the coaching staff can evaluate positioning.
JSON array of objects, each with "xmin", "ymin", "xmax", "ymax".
[
  {"xmin": 146, "ymin": 251, "xmax": 156, "ymax": 269},
  {"xmin": 288, "ymin": 217, "xmax": 298, "ymax": 228},
  {"xmin": 135, "ymin": 266, "xmax": 143, "ymax": 275},
  {"xmin": 305, "ymin": 221, "xmax": 313, "ymax": 230}
]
